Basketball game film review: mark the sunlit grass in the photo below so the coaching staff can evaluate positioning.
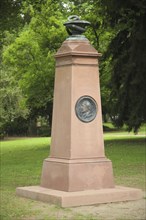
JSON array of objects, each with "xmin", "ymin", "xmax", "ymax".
[
  {"xmin": 0, "ymin": 132, "xmax": 145, "ymax": 220},
  {"xmin": 105, "ymin": 137, "xmax": 145, "ymax": 189}
]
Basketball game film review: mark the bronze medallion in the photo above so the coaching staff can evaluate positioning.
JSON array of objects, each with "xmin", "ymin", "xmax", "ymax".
[{"xmin": 75, "ymin": 96, "xmax": 97, "ymax": 122}]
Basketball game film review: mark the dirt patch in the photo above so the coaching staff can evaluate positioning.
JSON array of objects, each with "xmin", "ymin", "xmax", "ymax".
[
  {"xmin": 71, "ymin": 196, "xmax": 146, "ymax": 220},
  {"xmin": 27, "ymin": 193, "xmax": 146, "ymax": 220}
]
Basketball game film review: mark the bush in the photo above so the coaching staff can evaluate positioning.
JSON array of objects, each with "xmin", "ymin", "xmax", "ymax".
[{"xmin": 37, "ymin": 125, "xmax": 51, "ymax": 137}]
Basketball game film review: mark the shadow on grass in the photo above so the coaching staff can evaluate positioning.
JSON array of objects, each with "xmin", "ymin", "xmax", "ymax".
[{"xmin": 105, "ymin": 136, "xmax": 145, "ymax": 144}]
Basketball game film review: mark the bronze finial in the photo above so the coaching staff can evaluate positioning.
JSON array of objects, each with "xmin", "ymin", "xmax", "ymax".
[{"xmin": 64, "ymin": 15, "xmax": 90, "ymax": 36}]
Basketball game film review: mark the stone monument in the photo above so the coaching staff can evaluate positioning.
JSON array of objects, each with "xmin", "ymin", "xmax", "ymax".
[{"xmin": 16, "ymin": 15, "xmax": 143, "ymax": 207}]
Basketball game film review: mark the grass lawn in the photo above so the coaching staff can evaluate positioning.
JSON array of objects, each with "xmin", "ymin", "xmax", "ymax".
[{"xmin": 0, "ymin": 132, "xmax": 145, "ymax": 220}]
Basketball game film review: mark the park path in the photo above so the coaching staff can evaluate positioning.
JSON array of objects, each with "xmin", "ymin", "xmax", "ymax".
[{"xmin": 70, "ymin": 195, "xmax": 146, "ymax": 220}]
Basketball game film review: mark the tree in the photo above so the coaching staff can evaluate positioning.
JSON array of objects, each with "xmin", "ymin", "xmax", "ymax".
[
  {"xmin": 0, "ymin": 65, "xmax": 29, "ymax": 136},
  {"xmin": 0, "ymin": 0, "xmax": 30, "ymax": 135},
  {"xmin": 101, "ymin": 0, "xmax": 146, "ymax": 132},
  {"xmin": 2, "ymin": 0, "xmax": 67, "ymax": 129},
  {"xmin": 0, "ymin": 0, "xmax": 24, "ymax": 36},
  {"xmin": 3, "ymin": 0, "xmax": 145, "ymax": 135},
  {"xmin": 67, "ymin": 0, "xmax": 146, "ymax": 131}
]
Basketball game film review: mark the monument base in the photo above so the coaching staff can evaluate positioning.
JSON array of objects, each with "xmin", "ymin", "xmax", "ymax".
[
  {"xmin": 16, "ymin": 186, "xmax": 143, "ymax": 208},
  {"xmin": 40, "ymin": 157, "xmax": 115, "ymax": 191}
]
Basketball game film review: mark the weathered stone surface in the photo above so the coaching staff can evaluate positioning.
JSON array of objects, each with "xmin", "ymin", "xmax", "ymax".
[{"xmin": 16, "ymin": 186, "xmax": 143, "ymax": 208}]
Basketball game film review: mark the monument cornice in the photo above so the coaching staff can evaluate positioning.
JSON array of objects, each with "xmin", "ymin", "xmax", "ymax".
[
  {"xmin": 55, "ymin": 52, "xmax": 102, "ymax": 58},
  {"xmin": 44, "ymin": 157, "xmax": 110, "ymax": 164}
]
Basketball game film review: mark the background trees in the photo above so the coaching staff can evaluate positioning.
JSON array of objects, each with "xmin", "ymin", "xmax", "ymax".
[
  {"xmin": 0, "ymin": 66, "xmax": 29, "ymax": 136},
  {"xmin": 1, "ymin": 0, "xmax": 145, "ymax": 136},
  {"xmin": 1, "ymin": 0, "xmax": 67, "ymax": 135},
  {"xmin": 101, "ymin": 0, "xmax": 146, "ymax": 132}
]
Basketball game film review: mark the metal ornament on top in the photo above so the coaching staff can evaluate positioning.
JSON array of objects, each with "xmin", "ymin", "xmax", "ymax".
[{"xmin": 63, "ymin": 15, "xmax": 91, "ymax": 40}]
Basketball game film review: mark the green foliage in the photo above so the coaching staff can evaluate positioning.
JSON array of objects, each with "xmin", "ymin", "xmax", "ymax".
[
  {"xmin": 70, "ymin": 0, "xmax": 146, "ymax": 132},
  {"xmin": 0, "ymin": 0, "xmax": 24, "ymax": 40},
  {"xmin": 4, "ymin": 33, "xmax": 51, "ymax": 114},
  {"xmin": 1, "ymin": 0, "xmax": 146, "ymax": 134},
  {"xmin": 1, "ymin": 1, "xmax": 67, "ymax": 133},
  {"xmin": 102, "ymin": 0, "xmax": 146, "ymax": 132},
  {"xmin": 0, "ymin": 66, "xmax": 29, "ymax": 135}
]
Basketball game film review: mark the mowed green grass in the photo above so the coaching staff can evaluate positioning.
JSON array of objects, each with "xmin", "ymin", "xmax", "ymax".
[
  {"xmin": 0, "ymin": 134, "xmax": 145, "ymax": 220},
  {"xmin": 105, "ymin": 136, "xmax": 145, "ymax": 189},
  {"xmin": 1, "ymin": 138, "xmax": 50, "ymax": 220}
]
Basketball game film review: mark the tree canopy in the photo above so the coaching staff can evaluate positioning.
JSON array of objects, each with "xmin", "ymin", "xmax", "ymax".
[
  {"xmin": 102, "ymin": 0, "xmax": 146, "ymax": 132},
  {"xmin": 1, "ymin": 0, "xmax": 146, "ymax": 135}
]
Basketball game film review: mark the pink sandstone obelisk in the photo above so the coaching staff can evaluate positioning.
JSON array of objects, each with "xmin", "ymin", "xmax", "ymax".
[{"xmin": 16, "ymin": 15, "xmax": 142, "ymax": 207}]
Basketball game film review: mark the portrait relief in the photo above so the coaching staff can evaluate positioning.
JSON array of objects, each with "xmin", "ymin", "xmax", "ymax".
[{"xmin": 75, "ymin": 96, "xmax": 97, "ymax": 122}]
